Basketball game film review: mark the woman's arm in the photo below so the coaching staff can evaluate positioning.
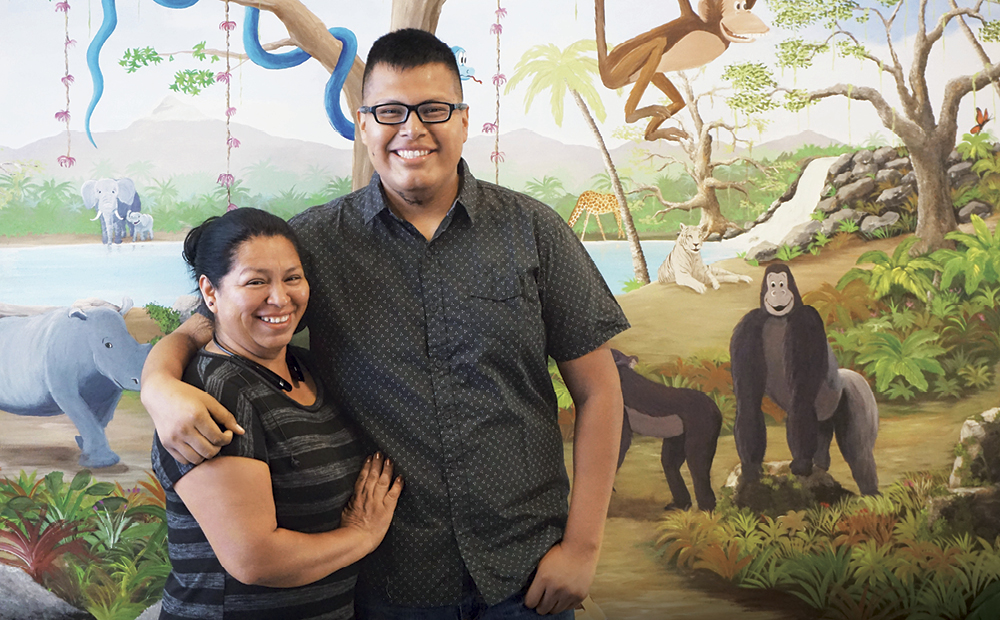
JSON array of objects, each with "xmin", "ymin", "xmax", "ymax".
[
  {"xmin": 141, "ymin": 313, "xmax": 244, "ymax": 464},
  {"xmin": 174, "ymin": 453, "xmax": 402, "ymax": 587}
]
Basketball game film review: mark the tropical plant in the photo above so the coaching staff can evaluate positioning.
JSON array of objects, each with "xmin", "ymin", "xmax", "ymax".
[
  {"xmin": 524, "ymin": 175, "xmax": 566, "ymax": 205},
  {"xmin": 656, "ymin": 474, "xmax": 1000, "ymax": 618},
  {"xmin": 803, "ymin": 280, "xmax": 879, "ymax": 329},
  {"xmin": 837, "ymin": 219, "xmax": 860, "ymax": 234},
  {"xmin": 956, "ymin": 132, "xmax": 996, "ymax": 162},
  {"xmin": 838, "ymin": 236, "xmax": 938, "ymax": 302},
  {"xmin": 932, "ymin": 214, "xmax": 1000, "ymax": 295},
  {"xmin": 776, "ymin": 244, "xmax": 804, "ymax": 261},
  {"xmin": 0, "ymin": 503, "xmax": 89, "ymax": 583},
  {"xmin": 323, "ymin": 176, "xmax": 352, "ymax": 200},
  {"xmin": 144, "ymin": 303, "xmax": 181, "ymax": 338},
  {"xmin": 853, "ymin": 329, "xmax": 946, "ymax": 394}
]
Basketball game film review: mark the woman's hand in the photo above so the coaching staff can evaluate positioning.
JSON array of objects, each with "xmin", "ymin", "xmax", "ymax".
[{"xmin": 341, "ymin": 453, "xmax": 403, "ymax": 554}]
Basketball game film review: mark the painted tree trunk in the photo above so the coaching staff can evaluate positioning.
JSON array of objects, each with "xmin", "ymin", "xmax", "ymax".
[
  {"xmin": 571, "ymin": 89, "xmax": 650, "ymax": 284},
  {"xmin": 908, "ymin": 142, "xmax": 957, "ymax": 254},
  {"xmin": 695, "ymin": 188, "xmax": 730, "ymax": 236},
  {"xmin": 691, "ymin": 132, "xmax": 734, "ymax": 236}
]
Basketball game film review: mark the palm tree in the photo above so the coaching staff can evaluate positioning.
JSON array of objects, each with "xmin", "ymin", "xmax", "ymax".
[
  {"xmin": 505, "ymin": 40, "xmax": 649, "ymax": 284},
  {"xmin": 148, "ymin": 178, "xmax": 180, "ymax": 210},
  {"xmin": 35, "ymin": 179, "xmax": 75, "ymax": 207},
  {"xmin": 89, "ymin": 159, "xmax": 116, "ymax": 179},
  {"xmin": 0, "ymin": 168, "xmax": 39, "ymax": 206},
  {"xmin": 523, "ymin": 175, "xmax": 566, "ymax": 205},
  {"xmin": 590, "ymin": 172, "xmax": 632, "ymax": 194},
  {"xmin": 324, "ymin": 176, "xmax": 352, "ymax": 200},
  {"xmin": 212, "ymin": 179, "xmax": 251, "ymax": 206},
  {"xmin": 125, "ymin": 160, "xmax": 156, "ymax": 182}
]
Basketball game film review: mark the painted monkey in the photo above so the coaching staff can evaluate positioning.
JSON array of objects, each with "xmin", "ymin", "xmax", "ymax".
[
  {"xmin": 595, "ymin": 0, "xmax": 768, "ymax": 141},
  {"xmin": 730, "ymin": 264, "xmax": 880, "ymax": 494},
  {"xmin": 612, "ymin": 349, "xmax": 722, "ymax": 510}
]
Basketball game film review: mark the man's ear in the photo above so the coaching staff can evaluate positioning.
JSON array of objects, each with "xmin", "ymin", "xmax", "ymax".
[{"xmin": 357, "ymin": 109, "xmax": 369, "ymax": 146}]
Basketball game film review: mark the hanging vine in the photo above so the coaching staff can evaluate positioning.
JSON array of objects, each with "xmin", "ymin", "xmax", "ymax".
[
  {"xmin": 55, "ymin": 0, "xmax": 76, "ymax": 168},
  {"xmin": 217, "ymin": 1, "xmax": 239, "ymax": 211},
  {"xmin": 488, "ymin": 3, "xmax": 507, "ymax": 184}
]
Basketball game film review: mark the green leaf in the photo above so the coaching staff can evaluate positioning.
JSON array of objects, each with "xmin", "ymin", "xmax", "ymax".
[
  {"xmin": 86, "ymin": 482, "xmax": 116, "ymax": 497},
  {"xmin": 70, "ymin": 469, "xmax": 92, "ymax": 491}
]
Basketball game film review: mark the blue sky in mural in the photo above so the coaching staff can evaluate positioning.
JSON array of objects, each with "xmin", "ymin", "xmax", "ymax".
[{"xmin": 2, "ymin": 0, "xmax": 994, "ymax": 155}]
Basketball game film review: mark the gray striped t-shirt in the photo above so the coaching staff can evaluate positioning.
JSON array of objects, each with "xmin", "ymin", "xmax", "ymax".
[{"xmin": 152, "ymin": 348, "xmax": 366, "ymax": 619}]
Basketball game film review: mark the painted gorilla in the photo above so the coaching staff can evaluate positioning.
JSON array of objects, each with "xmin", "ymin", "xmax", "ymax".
[
  {"xmin": 612, "ymin": 348, "xmax": 722, "ymax": 511},
  {"xmin": 729, "ymin": 264, "xmax": 880, "ymax": 495}
]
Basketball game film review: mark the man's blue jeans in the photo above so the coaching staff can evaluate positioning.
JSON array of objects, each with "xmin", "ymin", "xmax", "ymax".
[{"xmin": 355, "ymin": 574, "xmax": 575, "ymax": 620}]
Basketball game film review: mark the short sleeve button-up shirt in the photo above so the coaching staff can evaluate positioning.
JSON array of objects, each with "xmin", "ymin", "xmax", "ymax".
[{"xmin": 288, "ymin": 160, "xmax": 629, "ymax": 606}]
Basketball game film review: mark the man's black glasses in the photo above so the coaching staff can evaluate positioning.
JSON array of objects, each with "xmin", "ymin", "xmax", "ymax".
[{"xmin": 359, "ymin": 101, "xmax": 468, "ymax": 125}]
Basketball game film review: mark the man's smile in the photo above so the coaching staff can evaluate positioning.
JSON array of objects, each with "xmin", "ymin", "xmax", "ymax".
[{"xmin": 394, "ymin": 149, "xmax": 432, "ymax": 160}]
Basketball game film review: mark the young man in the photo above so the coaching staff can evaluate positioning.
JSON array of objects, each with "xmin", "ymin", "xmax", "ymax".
[{"xmin": 141, "ymin": 28, "xmax": 629, "ymax": 618}]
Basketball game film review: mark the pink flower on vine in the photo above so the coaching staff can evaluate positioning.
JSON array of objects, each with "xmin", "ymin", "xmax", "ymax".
[
  {"xmin": 215, "ymin": 71, "xmax": 232, "ymax": 84},
  {"xmin": 65, "ymin": 37, "xmax": 77, "ymax": 48},
  {"xmin": 61, "ymin": 74, "xmax": 75, "ymax": 87},
  {"xmin": 492, "ymin": 73, "xmax": 506, "ymax": 87},
  {"xmin": 220, "ymin": 21, "xmax": 237, "ymax": 32},
  {"xmin": 226, "ymin": 107, "xmax": 237, "ymax": 118},
  {"xmin": 978, "ymin": 313, "xmax": 986, "ymax": 322},
  {"xmin": 227, "ymin": 202, "xmax": 239, "ymax": 212},
  {"xmin": 490, "ymin": 23, "xmax": 503, "ymax": 35},
  {"xmin": 217, "ymin": 173, "xmax": 235, "ymax": 188},
  {"xmin": 54, "ymin": 110, "xmax": 71, "ymax": 122},
  {"xmin": 57, "ymin": 155, "xmax": 76, "ymax": 168},
  {"xmin": 227, "ymin": 136, "xmax": 241, "ymax": 148},
  {"xmin": 490, "ymin": 151, "xmax": 505, "ymax": 163},
  {"xmin": 495, "ymin": 7, "xmax": 507, "ymax": 18},
  {"xmin": 55, "ymin": 2, "xmax": 70, "ymax": 12},
  {"xmin": 482, "ymin": 122, "xmax": 498, "ymax": 134}
]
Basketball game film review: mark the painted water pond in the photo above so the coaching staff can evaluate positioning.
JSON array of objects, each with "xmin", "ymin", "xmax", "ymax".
[{"xmin": 0, "ymin": 240, "xmax": 739, "ymax": 307}]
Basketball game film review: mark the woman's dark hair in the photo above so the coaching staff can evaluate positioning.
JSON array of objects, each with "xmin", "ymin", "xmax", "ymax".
[{"xmin": 182, "ymin": 207, "xmax": 302, "ymax": 288}]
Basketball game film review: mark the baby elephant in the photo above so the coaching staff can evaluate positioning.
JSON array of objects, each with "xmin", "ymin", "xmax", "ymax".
[
  {"xmin": 126, "ymin": 211, "xmax": 154, "ymax": 242},
  {"xmin": 612, "ymin": 349, "xmax": 722, "ymax": 511}
]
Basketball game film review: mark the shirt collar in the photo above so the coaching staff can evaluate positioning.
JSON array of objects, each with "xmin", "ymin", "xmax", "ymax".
[{"xmin": 359, "ymin": 159, "xmax": 479, "ymax": 226}]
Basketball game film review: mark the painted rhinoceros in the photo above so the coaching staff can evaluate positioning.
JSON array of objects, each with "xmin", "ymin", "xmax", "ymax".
[{"xmin": 0, "ymin": 299, "xmax": 151, "ymax": 467}]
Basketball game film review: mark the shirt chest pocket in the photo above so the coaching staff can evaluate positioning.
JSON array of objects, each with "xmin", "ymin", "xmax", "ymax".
[{"xmin": 466, "ymin": 271, "xmax": 532, "ymax": 342}]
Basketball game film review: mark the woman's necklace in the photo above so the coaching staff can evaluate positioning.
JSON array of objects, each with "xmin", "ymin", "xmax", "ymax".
[{"xmin": 212, "ymin": 336, "xmax": 304, "ymax": 392}]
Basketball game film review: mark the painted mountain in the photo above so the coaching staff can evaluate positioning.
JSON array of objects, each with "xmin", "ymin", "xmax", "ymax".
[{"xmin": 1, "ymin": 96, "xmax": 841, "ymax": 196}]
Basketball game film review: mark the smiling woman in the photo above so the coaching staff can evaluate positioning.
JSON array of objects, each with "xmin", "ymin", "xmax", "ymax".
[{"xmin": 151, "ymin": 207, "xmax": 403, "ymax": 619}]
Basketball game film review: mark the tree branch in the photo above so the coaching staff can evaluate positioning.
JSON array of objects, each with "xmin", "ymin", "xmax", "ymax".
[
  {"xmin": 949, "ymin": 0, "xmax": 1000, "ymax": 99},
  {"xmin": 940, "ymin": 62, "xmax": 1000, "ymax": 138},
  {"xmin": 704, "ymin": 178, "xmax": 750, "ymax": 197},
  {"xmin": 163, "ymin": 39, "xmax": 297, "ymax": 62},
  {"xmin": 807, "ymin": 83, "xmax": 923, "ymax": 145}
]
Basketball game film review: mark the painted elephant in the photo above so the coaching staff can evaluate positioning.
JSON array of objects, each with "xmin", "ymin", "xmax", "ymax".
[
  {"xmin": 126, "ymin": 211, "xmax": 154, "ymax": 242},
  {"xmin": 82, "ymin": 177, "xmax": 141, "ymax": 245},
  {"xmin": 0, "ymin": 298, "xmax": 151, "ymax": 467}
]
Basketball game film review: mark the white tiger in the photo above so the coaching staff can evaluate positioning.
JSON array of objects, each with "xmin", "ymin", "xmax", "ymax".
[{"xmin": 657, "ymin": 223, "xmax": 752, "ymax": 294}]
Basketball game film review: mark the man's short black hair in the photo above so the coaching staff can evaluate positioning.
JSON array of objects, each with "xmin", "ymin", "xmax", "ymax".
[{"xmin": 362, "ymin": 28, "xmax": 462, "ymax": 100}]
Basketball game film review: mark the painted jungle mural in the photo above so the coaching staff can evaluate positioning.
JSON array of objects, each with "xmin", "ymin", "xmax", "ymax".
[{"xmin": 2, "ymin": 0, "xmax": 1000, "ymax": 618}]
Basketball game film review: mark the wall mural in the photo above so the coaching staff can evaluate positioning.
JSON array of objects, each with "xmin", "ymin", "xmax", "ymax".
[{"xmin": 1, "ymin": 0, "xmax": 1000, "ymax": 617}]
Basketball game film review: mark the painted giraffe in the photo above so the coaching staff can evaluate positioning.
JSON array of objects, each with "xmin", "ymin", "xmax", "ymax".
[{"xmin": 567, "ymin": 191, "xmax": 625, "ymax": 241}]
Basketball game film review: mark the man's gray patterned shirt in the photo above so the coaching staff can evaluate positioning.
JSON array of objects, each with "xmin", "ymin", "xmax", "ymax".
[{"xmin": 288, "ymin": 160, "xmax": 629, "ymax": 606}]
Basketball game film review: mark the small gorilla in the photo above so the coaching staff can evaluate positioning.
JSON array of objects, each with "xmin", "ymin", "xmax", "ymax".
[
  {"xmin": 730, "ymin": 264, "xmax": 880, "ymax": 494},
  {"xmin": 612, "ymin": 348, "xmax": 722, "ymax": 511}
]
